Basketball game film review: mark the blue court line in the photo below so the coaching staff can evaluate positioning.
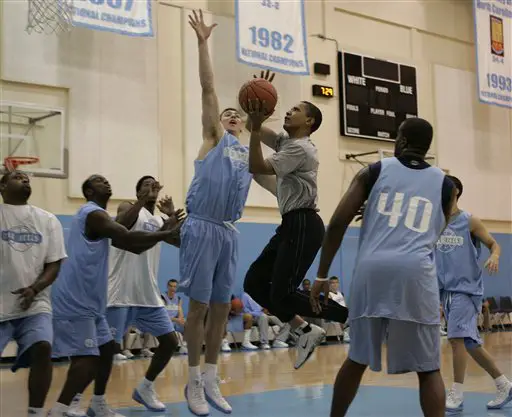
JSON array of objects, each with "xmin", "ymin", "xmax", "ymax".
[{"xmin": 115, "ymin": 385, "xmax": 512, "ymax": 416}]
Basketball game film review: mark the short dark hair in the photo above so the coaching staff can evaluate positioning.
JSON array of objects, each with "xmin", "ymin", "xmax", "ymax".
[
  {"xmin": 0, "ymin": 172, "xmax": 12, "ymax": 186},
  {"xmin": 447, "ymin": 175, "xmax": 463, "ymax": 200},
  {"xmin": 400, "ymin": 118, "xmax": 433, "ymax": 154},
  {"xmin": 167, "ymin": 279, "xmax": 178, "ymax": 285},
  {"xmin": 329, "ymin": 276, "xmax": 339, "ymax": 282},
  {"xmin": 136, "ymin": 176, "xmax": 155, "ymax": 193},
  {"xmin": 301, "ymin": 101, "xmax": 322, "ymax": 134},
  {"xmin": 81, "ymin": 175, "xmax": 95, "ymax": 198},
  {"xmin": 302, "ymin": 279, "xmax": 311, "ymax": 284},
  {"xmin": 220, "ymin": 108, "xmax": 239, "ymax": 119}
]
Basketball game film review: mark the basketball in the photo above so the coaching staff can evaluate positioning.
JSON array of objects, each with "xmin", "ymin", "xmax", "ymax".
[
  {"xmin": 231, "ymin": 297, "xmax": 244, "ymax": 314},
  {"xmin": 238, "ymin": 78, "xmax": 278, "ymax": 115}
]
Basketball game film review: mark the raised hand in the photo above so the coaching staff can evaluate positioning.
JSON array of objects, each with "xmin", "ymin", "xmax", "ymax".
[
  {"xmin": 157, "ymin": 195, "xmax": 175, "ymax": 217},
  {"xmin": 254, "ymin": 69, "xmax": 275, "ymax": 83},
  {"xmin": 162, "ymin": 209, "xmax": 186, "ymax": 232},
  {"xmin": 188, "ymin": 9, "xmax": 217, "ymax": 42}
]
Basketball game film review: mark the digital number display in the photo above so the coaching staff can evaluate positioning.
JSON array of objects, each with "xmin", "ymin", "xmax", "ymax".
[
  {"xmin": 337, "ymin": 51, "xmax": 419, "ymax": 142},
  {"xmin": 312, "ymin": 84, "xmax": 334, "ymax": 98}
]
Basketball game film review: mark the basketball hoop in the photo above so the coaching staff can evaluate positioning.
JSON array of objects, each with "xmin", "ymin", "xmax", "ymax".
[
  {"xmin": 4, "ymin": 157, "xmax": 40, "ymax": 172},
  {"xmin": 26, "ymin": 0, "xmax": 74, "ymax": 35}
]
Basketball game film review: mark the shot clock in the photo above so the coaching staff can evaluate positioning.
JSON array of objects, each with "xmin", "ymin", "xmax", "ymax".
[{"xmin": 312, "ymin": 84, "xmax": 334, "ymax": 98}]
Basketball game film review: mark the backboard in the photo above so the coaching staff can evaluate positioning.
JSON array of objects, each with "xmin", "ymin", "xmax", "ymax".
[{"xmin": 0, "ymin": 101, "xmax": 67, "ymax": 178}]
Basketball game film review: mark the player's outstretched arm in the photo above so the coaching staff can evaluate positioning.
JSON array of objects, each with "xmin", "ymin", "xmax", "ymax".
[
  {"xmin": 115, "ymin": 182, "xmax": 161, "ymax": 229},
  {"xmin": 189, "ymin": 9, "xmax": 223, "ymax": 145},
  {"xmin": 470, "ymin": 215, "xmax": 500, "ymax": 274},
  {"xmin": 86, "ymin": 210, "xmax": 180, "ymax": 254}
]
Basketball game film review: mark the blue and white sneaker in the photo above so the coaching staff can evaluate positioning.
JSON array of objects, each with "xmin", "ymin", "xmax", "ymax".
[
  {"xmin": 487, "ymin": 384, "xmax": 512, "ymax": 409},
  {"xmin": 204, "ymin": 374, "xmax": 232, "ymax": 414},
  {"xmin": 132, "ymin": 385, "xmax": 166, "ymax": 412},
  {"xmin": 445, "ymin": 389, "xmax": 464, "ymax": 413}
]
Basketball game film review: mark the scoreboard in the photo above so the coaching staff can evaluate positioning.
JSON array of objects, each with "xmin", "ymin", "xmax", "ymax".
[{"xmin": 338, "ymin": 51, "xmax": 418, "ymax": 142}]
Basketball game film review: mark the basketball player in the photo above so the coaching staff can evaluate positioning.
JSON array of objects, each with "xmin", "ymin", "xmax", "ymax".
[
  {"xmin": 312, "ymin": 118, "xmax": 456, "ymax": 417},
  {"xmin": 182, "ymin": 10, "xmax": 278, "ymax": 416},
  {"xmin": 48, "ymin": 174, "xmax": 182, "ymax": 417},
  {"xmin": 0, "ymin": 171, "xmax": 66, "ymax": 417},
  {"xmin": 243, "ymin": 98, "xmax": 349, "ymax": 370},
  {"xmin": 436, "ymin": 175, "xmax": 512, "ymax": 412}
]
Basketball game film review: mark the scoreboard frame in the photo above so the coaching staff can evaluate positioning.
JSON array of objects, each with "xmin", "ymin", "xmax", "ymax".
[{"xmin": 337, "ymin": 50, "xmax": 419, "ymax": 143}]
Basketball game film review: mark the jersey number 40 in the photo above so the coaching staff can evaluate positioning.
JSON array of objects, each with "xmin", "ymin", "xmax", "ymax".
[{"xmin": 377, "ymin": 192, "xmax": 433, "ymax": 233}]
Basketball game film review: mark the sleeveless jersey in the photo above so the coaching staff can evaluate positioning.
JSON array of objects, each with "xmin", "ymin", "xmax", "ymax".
[
  {"xmin": 108, "ymin": 207, "xmax": 164, "ymax": 307},
  {"xmin": 52, "ymin": 202, "xmax": 110, "ymax": 319},
  {"xmin": 436, "ymin": 210, "xmax": 483, "ymax": 296},
  {"xmin": 162, "ymin": 293, "xmax": 180, "ymax": 319},
  {"xmin": 350, "ymin": 157, "xmax": 446, "ymax": 325},
  {"xmin": 186, "ymin": 132, "xmax": 252, "ymax": 222}
]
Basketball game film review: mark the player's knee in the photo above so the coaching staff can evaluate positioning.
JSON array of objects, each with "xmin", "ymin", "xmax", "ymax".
[
  {"xmin": 30, "ymin": 341, "xmax": 52, "ymax": 362},
  {"xmin": 187, "ymin": 300, "xmax": 209, "ymax": 324},
  {"xmin": 158, "ymin": 332, "xmax": 179, "ymax": 353},
  {"xmin": 243, "ymin": 313, "xmax": 253, "ymax": 328},
  {"xmin": 99, "ymin": 340, "xmax": 116, "ymax": 359}
]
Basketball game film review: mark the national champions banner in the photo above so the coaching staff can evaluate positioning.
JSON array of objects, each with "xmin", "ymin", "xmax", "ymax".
[
  {"xmin": 72, "ymin": 0, "xmax": 153, "ymax": 37},
  {"xmin": 474, "ymin": 0, "xmax": 512, "ymax": 108},
  {"xmin": 235, "ymin": 0, "xmax": 309, "ymax": 75}
]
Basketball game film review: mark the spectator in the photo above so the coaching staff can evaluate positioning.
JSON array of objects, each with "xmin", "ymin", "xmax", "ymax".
[
  {"xmin": 162, "ymin": 279, "xmax": 188, "ymax": 354},
  {"xmin": 328, "ymin": 277, "xmax": 350, "ymax": 343}
]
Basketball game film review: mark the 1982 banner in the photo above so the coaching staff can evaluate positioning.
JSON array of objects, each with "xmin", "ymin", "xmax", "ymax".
[
  {"xmin": 72, "ymin": 0, "xmax": 153, "ymax": 37},
  {"xmin": 474, "ymin": 0, "xmax": 512, "ymax": 108},
  {"xmin": 235, "ymin": 0, "xmax": 309, "ymax": 75}
]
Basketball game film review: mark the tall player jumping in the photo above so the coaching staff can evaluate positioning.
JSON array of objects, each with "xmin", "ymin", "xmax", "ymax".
[
  {"xmin": 436, "ymin": 175, "xmax": 512, "ymax": 412},
  {"xmin": 313, "ymin": 118, "xmax": 456, "ymax": 417},
  {"xmin": 182, "ymin": 10, "xmax": 276, "ymax": 416},
  {"xmin": 0, "ymin": 171, "xmax": 67, "ymax": 417}
]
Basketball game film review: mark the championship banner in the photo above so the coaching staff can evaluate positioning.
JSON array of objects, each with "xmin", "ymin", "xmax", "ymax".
[
  {"xmin": 473, "ymin": 0, "xmax": 512, "ymax": 108},
  {"xmin": 71, "ymin": 0, "xmax": 153, "ymax": 37},
  {"xmin": 235, "ymin": 0, "xmax": 309, "ymax": 75}
]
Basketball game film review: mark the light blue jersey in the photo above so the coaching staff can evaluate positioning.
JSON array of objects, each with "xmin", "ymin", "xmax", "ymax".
[
  {"xmin": 350, "ymin": 157, "xmax": 447, "ymax": 325},
  {"xmin": 162, "ymin": 293, "xmax": 180, "ymax": 320},
  {"xmin": 186, "ymin": 132, "xmax": 252, "ymax": 222},
  {"xmin": 436, "ymin": 210, "xmax": 483, "ymax": 296},
  {"xmin": 52, "ymin": 202, "xmax": 110, "ymax": 319}
]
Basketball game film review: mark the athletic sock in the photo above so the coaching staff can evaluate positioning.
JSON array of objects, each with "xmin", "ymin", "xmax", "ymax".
[
  {"xmin": 494, "ymin": 375, "xmax": 511, "ymax": 390},
  {"xmin": 204, "ymin": 363, "xmax": 217, "ymax": 381},
  {"xmin": 295, "ymin": 322, "xmax": 311, "ymax": 336},
  {"xmin": 139, "ymin": 377, "xmax": 153, "ymax": 390},
  {"xmin": 452, "ymin": 382, "xmax": 464, "ymax": 397},
  {"xmin": 243, "ymin": 329, "xmax": 252, "ymax": 344},
  {"xmin": 49, "ymin": 403, "xmax": 69, "ymax": 414},
  {"xmin": 189, "ymin": 365, "xmax": 201, "ymax": 382},
  {"xmin": 28, "ymin": 407, "xmax": 44, "ymax": 416},
  {"xmin": 91, "ymin": 395, "xmax": 105, "ymax": 405}
]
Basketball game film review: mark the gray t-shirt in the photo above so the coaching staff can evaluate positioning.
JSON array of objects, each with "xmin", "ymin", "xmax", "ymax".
[{"xmin": 266, "ymin": 134, "xmax": 318, "ymax": 215}]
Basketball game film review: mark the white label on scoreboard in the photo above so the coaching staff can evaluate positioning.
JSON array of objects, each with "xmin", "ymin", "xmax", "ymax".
[
  {"xmin": 473, "ymin": 0, "xmax": 512, "ymax": 108},
  {"xmin": 72, "ymin": 0, "xmax": 153, "ymax": 37},
  {"xmin": 235, "ymin": 0, "xmax": 309, "ymax": 75}
]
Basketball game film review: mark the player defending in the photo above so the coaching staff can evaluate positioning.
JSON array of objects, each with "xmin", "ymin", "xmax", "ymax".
[
  {"xmin": 0, "ymin": 171, "xmax": 67, "ymax": 417},
  {"xmin": 243, "ymin": 97, "xmax": 348, "ymax": 369},
  {"xmin": 182, "ymin": 10, "xmax": 276, "ymax": 416},
  {"xmin": 312, "ymin": 118, "xmax": 456, "ymax": 417},
  {"xmin": 48, "ymin": 175, "xmax": 182, "ymax": 417},
  {"xmin": 436, "ymin": 175, "xmax": 512, "ymax": 412}
]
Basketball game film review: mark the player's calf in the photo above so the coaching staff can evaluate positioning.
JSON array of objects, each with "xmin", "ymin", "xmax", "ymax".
[{"xmin": 27, "ymin": 341, "xmax": 52, "ymax": 415}]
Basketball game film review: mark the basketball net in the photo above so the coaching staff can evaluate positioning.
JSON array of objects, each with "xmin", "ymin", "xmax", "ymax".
[{"xmin": 26, "ymin": 0, "xmax": 74, "ymax": 35}]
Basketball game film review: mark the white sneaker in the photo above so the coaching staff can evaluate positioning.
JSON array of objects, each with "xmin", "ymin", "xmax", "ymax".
[
  {"xmin": 220, "ymin": 340, "xmax": 231, "ymax": 353},
  {"xmin": 132, "ymin": 385, "xmax": 166, "ymax": 412},
  {"xmin": 241, "ymin": 341, "xmax": 258, "ymax": 350},
  {"xmin": 113, "ymin": 353, "xmax": 126, "ymax": 362},
  {"xmin": 343, "ymin": 330, "xmax": 351, "ymax": 343},
  {"xmin": 66, "ymin": 394, "xmax": 86, "ymax": 417},
  {"xmin": 204, "ymin": 375, "xmax": 232, "ymax": 414},
  {"xmin": 440, "ymin": 328, "xmax": 448, "ymax": 337},
  {"xmin": 179, "ymin": 345, "xmax": 189, "ymax": 355},
  {"xmin": 445, "ymin": 389, "xmax": 464, "ymax": 412},
  {"xmin": 272, "ymin": 340, "xmax": 289, "ymax": 348},
  {"xmin": 294, "ymin": 324, "xmax": 326, "ymax": 369},
  {"xmin": 86, "ymin": 398, "xmax": 125, "ymax": 417},
  {"xmin": 185, "ymin": 379, "xmax": 209, "ymax": 416},
  {"xmin": 487, "ymin": 384, "xmax": 512, "ymax": 409},
  {"xmin": 140, "ymin": 348, "xmax": 154, "ymax": 358},
  {"xmin": 260, "ymin": 343, "xmax": 271, "ymax": 350},
  {"xmin": 121, "ymin": 350, "xmax": 134, "ymax": 359}
]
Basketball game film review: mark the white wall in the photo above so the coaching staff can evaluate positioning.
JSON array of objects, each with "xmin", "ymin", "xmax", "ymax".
[{"xmin": 1, "ymin": 0, "xmax": 511, "ymax": 231}]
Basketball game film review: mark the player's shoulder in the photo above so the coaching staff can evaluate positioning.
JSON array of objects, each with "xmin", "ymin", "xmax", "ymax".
[{"xmin": 28, "ymin": 205, "xmax": 59, "ymax": 221}]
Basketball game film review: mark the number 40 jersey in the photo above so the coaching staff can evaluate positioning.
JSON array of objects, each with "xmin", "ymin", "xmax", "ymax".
[{"xmin": 350, "ymin": 156, "xmax": 453, "ymax": 325}]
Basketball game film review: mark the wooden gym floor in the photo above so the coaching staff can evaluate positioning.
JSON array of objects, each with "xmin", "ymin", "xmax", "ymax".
[{"xmin": 1, "ymin": 332, "xmax": 512, "ymax": 416}]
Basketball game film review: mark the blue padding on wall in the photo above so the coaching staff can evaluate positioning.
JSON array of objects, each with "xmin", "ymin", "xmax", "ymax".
[{"xmin": 55, "ymin": 215, "xmax": 511, "ymax": 316}]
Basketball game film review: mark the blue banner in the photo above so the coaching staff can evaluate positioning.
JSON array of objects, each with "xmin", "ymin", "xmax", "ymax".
[
  {"xmin": 72, "ymin": 0, "xmax": 153, "ymax": 37},
  {"xmin": 235, "ymin": 0, "xmax": 309, "ymax": 75}
]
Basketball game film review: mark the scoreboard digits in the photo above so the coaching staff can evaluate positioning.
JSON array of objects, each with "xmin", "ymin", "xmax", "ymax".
[{"xmin": 338, "ymin": 51, "xmax": 419, "ymax": 142}]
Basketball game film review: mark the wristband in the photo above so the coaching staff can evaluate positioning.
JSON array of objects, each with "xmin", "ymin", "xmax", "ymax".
[{"xmin": 315, "ymin": 277, "xmax": 329, "ymax": 282}]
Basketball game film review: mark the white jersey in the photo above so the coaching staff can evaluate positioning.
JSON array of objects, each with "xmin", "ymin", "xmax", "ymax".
[
  {"xmin": 329, "ymin": 291, "xmax": 346, "ymax": 307},
  {"xmin": 0, "ymin": 204, "xmax": 67, "ymax": 321},
  {"xmin": 107, "ymin": 207, "xmax": 164, "ymax": 307}
]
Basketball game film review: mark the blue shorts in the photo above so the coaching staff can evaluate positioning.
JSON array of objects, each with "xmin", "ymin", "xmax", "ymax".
[
  {"xmin": 106, "ymin": 306, "xmax": 174, "ymax": 343},
  {"xmin": 52, "ymin": 315, "xmax": 113, "ymax": 357},
  {"xmin": 442, "ymin": 292, "xmax": 483, "ymax": 349},
  {"xmin": 348, "ymin": 317, "xmax": 441, "ymax": 374},
  {"xmin": 179, "ymin": 215, "xmax": 238, "ymax": 304},
  {"xmin": 0, "ymin": 313, "xmax": 52, "ymax": 372}
]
